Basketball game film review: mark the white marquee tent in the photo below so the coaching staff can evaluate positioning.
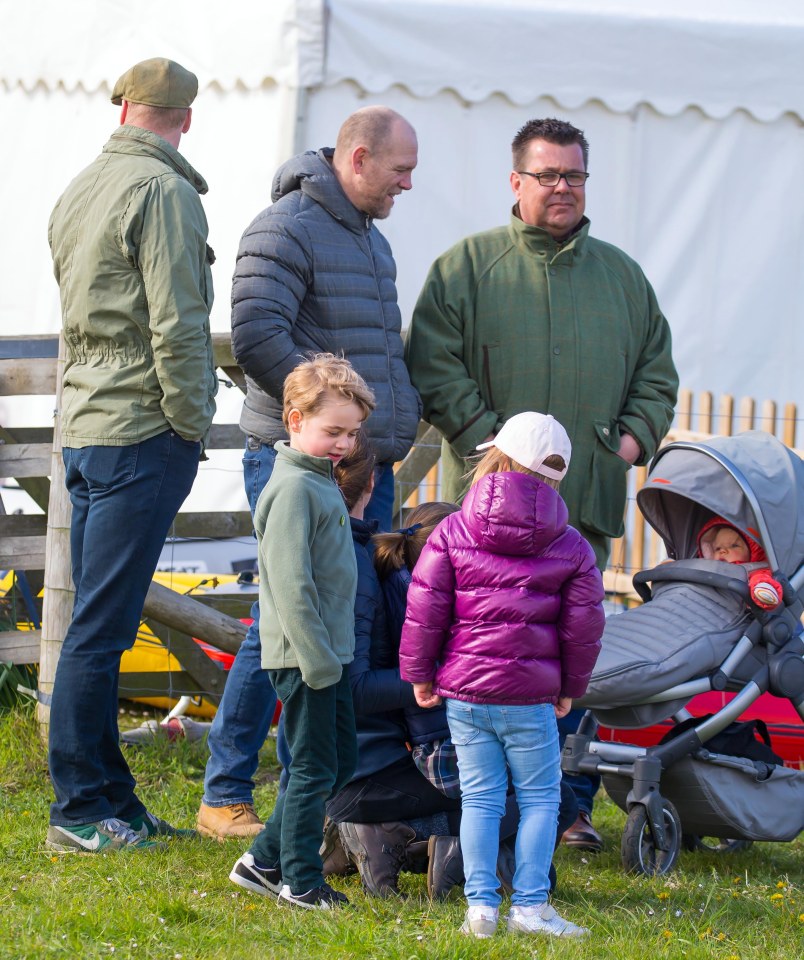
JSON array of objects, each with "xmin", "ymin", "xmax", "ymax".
[{"xmin": 1, "ymin": 0, "xmax": 803, "ymax": 511}]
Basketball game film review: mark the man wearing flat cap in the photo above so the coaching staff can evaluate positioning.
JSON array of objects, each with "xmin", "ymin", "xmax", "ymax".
[{"xmin": 46, "ymin": 57, "xmax": 217, "ymax": 852}]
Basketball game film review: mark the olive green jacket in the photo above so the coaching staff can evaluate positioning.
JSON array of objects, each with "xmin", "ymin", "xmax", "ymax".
[
  {"xmin": 48, "ymin": 125, "xmax": 217, "ymax": 447},
  {"xmin": 256, "ymin": 443, "xmax": 357, "ymax": 689},
  {"xmin": 405, "ymin": 215, "xmax": 678, "ymax": 567}
]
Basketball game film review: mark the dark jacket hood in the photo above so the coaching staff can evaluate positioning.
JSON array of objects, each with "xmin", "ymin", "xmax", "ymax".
[{"xmin": 271, "ymin": 148, "xmax": 366, "ymax": 232}]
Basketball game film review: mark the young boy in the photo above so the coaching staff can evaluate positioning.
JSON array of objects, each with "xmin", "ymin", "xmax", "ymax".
[{"xmin": 229, "ymin": 353, "xmax": 375, "ymax": 909}]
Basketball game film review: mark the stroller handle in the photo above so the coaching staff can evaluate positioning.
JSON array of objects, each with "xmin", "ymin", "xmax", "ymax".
[{"xmin": 632, "ymin": 565, "xmax": 749, "ymax": 603}]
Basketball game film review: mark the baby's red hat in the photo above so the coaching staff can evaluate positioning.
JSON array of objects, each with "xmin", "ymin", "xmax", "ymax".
[{"xmin": 696, "ymin": 516, "xmax": 767, "ymax": 564}]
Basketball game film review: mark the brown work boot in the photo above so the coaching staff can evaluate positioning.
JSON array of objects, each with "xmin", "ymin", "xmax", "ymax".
[
  {"xmin": 320, "ymin": 818, "xmax": 356, "ymax": 877},
  {"xmin": 560, "ymin": 810, "xmax": 603, "ymax": 852},
  {"xmin": 338, "ymin": 821, "xmax": 415, "ymax": 897},
  {"xmin": 427, "ymin": 835, "xmax": 464, "ymax": 899},
  {"xmin": 196, "ymin": 802, "xmax": 263, "ymax": 840}
]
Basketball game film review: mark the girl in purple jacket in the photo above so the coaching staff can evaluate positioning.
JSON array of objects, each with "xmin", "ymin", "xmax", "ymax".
[{"xmin": 399, "ymin": 412, "xmax": 604, "ymax": 939}]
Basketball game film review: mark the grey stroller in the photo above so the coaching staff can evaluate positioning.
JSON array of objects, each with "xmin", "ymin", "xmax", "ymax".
[{"xmin": 562, "ymin": 431, "xmax": 804, "ymax": 875}]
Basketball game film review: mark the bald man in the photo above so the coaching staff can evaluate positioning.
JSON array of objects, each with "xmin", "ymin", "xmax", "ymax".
[{"xmin": 198, "ymin": 107, "xmax": 421, "ymax": 842}]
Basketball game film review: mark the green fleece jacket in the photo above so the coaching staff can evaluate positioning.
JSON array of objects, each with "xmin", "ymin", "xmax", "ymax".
[
  {"xmin": 255, "ymin": 442, "xmax": 357, "ymax": 689},
  {"xmin": 406, "ymin": 214, "xmax": 678, "ymax": 567},
  {"xmin": 48, "ymin": 125, "xmax": 217, "ymax": 447}
]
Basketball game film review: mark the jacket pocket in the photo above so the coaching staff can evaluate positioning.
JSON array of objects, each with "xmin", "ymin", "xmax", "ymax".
[
  {"xmin": 481, "ymin": 343, "xmax": 498, "ymax": 411},
  {"xmin": 579, "ymin": 420, "xmax": 630, "ymax": 539}
]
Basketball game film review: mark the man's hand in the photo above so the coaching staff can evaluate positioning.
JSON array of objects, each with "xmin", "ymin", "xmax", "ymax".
[
  {"xmin": 413, "ymin": 681, "xmax": 442, "ymax": 709},
  {"xmin": 554, "ymin": 696, "xmax": 573, "ymax": 719},
  {"xmin": 616, "ymin": 432, "xmax": 641, "ymax": 464}
]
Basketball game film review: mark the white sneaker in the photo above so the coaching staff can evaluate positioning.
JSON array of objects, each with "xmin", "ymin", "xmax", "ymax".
[
  {"xmin": 507, "ymin": 902, "xmax": 589, "ymax": 937},
  {"xmin": 460, "ymin": 905, "xmax": 499, "ymax": 938}
]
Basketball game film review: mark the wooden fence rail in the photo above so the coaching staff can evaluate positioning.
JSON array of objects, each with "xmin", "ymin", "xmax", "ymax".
[{"xmin": 1, "ymin": 334, "xmax": 801, "ymax": 720}]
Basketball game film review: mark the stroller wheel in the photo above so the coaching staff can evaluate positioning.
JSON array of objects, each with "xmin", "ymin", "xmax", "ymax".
[
  {"xmin": 681, "ymin": 834, "xmax": 754, "ymax": 854},
  {"xmin": 621, "ymin": 800, "xmax": 682, "ymax": 876}
]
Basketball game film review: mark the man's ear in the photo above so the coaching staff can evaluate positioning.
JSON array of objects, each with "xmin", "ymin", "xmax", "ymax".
[
  {"xmin": 351, "ymin": 145, "xmax": 368, "ymax": 175},
  {"xmin": 182, "ymin": 107, "xmax": 192, "ymax": 135},
  {"xmin": 120, "ymin": 102, "xmax": 129, "ymax": 125}
]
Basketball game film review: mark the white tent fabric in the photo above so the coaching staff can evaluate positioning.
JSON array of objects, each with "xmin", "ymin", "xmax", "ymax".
[
  {"xmin": 327, "ymin": 0, "xmax": 804, "ymax": 121},
  {"xmin": 1, "ymin": 0, "xmax": 803, "ymax": 514}
]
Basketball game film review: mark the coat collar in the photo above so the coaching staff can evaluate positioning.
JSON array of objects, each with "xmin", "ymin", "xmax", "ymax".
[
  {"xmin": 105, "ymin": 125, "xmax": 208, "ymax": 195},
  {"xmin": 508, "ymin": 209, "xmax": 590, "ymax": 262},
  {"xmin": 274, "ymin": 440, "xmax": 337, "ymax": 481}
]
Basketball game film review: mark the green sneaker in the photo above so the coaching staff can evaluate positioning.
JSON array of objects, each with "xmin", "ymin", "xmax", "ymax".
[
  {"xmin": 46, "ymin": 818, "xmax": 161, "ymax": 853},
  {"xmin": 128, "ymin": 811, "xmax": 196, "ymax": 840}
]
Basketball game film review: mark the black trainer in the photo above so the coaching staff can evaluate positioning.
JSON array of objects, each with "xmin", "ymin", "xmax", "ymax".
[
  {"xmin": 278, "ymin": 882, "xmax": 349, "ymax": 910},
  {"xmin": 229, "ymin": 852, "xmax": 282, "ymax": 898}
]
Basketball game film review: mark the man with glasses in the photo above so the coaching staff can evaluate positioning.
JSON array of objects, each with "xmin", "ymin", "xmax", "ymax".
[{"xmin": 405, "ymin": 117, "xmax": 677, "ymax": 853}]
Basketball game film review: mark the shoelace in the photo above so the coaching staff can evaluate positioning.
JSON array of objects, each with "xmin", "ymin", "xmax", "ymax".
[{"xmin": 101, "ymin": 817, "xmax": 143, "ymax": 845}]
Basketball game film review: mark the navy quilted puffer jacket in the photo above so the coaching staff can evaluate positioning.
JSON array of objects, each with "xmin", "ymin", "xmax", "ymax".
[
  {"xmin": 231, "ymin": 149, "xmax": 421, "ymax": 463},
  {"xmin": 399, "ymin": 471, "xmax": 605, "ymax": 705}
]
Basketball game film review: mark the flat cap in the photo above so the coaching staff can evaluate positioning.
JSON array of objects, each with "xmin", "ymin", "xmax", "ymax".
[{"xmin": 111, "ymin": 57, "xmax": 198, "ymax": 108}]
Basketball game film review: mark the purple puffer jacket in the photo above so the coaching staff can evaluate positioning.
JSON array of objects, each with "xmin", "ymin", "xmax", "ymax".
[{"xmin": 399, "ymin": 471, "xmax": 605, "ymax": 705}]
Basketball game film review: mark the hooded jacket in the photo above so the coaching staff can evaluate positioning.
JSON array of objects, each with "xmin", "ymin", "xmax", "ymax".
[
  {"xmin": 49, "ymin": 125, "xmax": 217, "ymax": 447},
  {"xmin": 399, "ymin": 471, "xmax": 605, "ymax": 705},
  {"xmin": 231, "ymin": 149, "xmax": 421, "ymax": 463}
]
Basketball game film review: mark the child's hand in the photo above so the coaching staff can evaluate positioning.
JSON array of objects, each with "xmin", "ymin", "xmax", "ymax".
[
  {"xmin": 748, "ymin": 570, "xmax": 782, "ymax": 610},
  {"xmin": 413, "ymin": 682, "xmax": 442, "ymax": 709},
  {"xmin": 554, "ymin": 696, "xmax": 572, "ymax": 719}
]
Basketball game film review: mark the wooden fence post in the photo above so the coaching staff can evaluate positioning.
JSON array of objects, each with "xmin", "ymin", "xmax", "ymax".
[{"xmin": 39, "ymin": 333, "xmax": 73, "ymax": 740}]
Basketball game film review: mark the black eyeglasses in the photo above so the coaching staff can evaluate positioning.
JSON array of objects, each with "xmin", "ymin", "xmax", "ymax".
[{"xmin": 516, "ymin": 171, "xmax": 589, "ymax": 188}]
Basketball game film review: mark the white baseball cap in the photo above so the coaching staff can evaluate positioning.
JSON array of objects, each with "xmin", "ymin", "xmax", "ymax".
[{"xmin": 476, "ymin": 412, "xmax": 571, "ymax": 480}]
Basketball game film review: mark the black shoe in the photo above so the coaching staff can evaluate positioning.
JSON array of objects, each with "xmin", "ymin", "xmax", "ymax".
[
  {"xmin": 339, "ymin": 821, "xmax": 415, "ymax": 897},
  {"xmin": 320, "ymin": 818, "xmax": 355, "ymax": 878},
  {"xmin": 229, "ymin": 852, "xmax": 282, "ymax": 898},
  {"xmin": 278, "ymin": 882, "xmax": 349, "ymax": 910},
  {"xmin": 426, "ymin": 835, "xmax": 464, "ymax": 900}
]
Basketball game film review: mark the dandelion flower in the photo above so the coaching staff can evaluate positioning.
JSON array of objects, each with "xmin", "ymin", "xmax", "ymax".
[
  {"xmin": 662, "ymin": 930, "xmax": 673, "ymax": 939},
  {"xmin": 658, "ymin": 891, "xmax": 670, "ymax": 900},
  {"xmin": 776, "ymin": 881, "xmax": 786, "ymax": 889},
  {"xmin": 770, "ymin": 893, "xmax": 784, "ymax": 901}
]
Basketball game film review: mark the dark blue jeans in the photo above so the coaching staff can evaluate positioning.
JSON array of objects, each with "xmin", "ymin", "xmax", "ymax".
[
  {"xmin": 49, "ymin": 431, "xmax": 200, "ymax": 826},
  {"xmin": 557, "ymin": 708, "xmax": 600, "ymax": 816},
  {"xmin": 203, "ymin": 439, "xmax": 394, "ymax": 806},
  {"xmin": 250, "ymin": 668, "xmax": 357, "ymax": 894}
]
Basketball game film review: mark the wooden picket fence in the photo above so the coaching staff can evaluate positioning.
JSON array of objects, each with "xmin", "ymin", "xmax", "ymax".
[
  {"xmin": 402, "ymin": 388, "xmax": 803, "ymax": 601},
  {"xmin": 1, "ymin": 331, "xmax": 802, "ymax": 679}
]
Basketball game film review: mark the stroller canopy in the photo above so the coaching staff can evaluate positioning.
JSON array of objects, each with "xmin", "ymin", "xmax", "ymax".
[{"xmin": 636, "ymin": 431, "xmax": 804, "ymax": 574}]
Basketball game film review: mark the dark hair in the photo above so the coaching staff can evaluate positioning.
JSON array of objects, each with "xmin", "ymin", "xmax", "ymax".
[
  {"xmin": 372, "ymin": 501, "xmax": 459, "ymax": 579},
  {"xmin": 333, "ymin": 430, "xmax": 376, "ymax": 512},
  {"xmin": 511, "ymin": 118, "xmax": 589, "ymax": 170}
]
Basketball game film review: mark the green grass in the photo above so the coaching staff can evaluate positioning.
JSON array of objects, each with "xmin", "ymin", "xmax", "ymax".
[{"xmin": 0, "ymin": 703, "xmax": 800, "ymax": 960}]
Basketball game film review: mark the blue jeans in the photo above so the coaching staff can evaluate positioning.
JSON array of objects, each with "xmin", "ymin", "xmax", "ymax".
[
  {"xmin": 202, "ymin": 439, "xmax": 278, "ymax": 806},
  {"xmin": 557, "ymin": 708, "xmax": 600, "ymax": 816},
  {"xmin": 203, "ymin": 442, "xmax": 395, "ymax": 806},
  {"xmin": 446, "ymin": 699, "xmax": 560, "ymax": 908},
  {"xmin": 49, "ymin": 431, "xmax": 200, "ymax": 825}
]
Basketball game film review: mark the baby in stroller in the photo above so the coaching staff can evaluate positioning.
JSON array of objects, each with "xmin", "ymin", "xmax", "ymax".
[
  {"xmin": 561, "ymin": 431, "xmax": 804, "ymax": 875},
  {"xmin": 695, "ymin": 517, "xmax": 781, "ymax": 610}
]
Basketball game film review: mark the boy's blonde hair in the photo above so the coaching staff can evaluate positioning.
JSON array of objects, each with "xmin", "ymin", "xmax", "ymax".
[
  {"xmin": 282, "ymin": 353, "xmax": 376, "ymax": 429},
  {"xmin": 373, "ymin": 501, "xmax": 459, "ymax": 579},
  {"xmin": 470, "ymin": 448, "xmax": 566, "ymax": 491}
]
